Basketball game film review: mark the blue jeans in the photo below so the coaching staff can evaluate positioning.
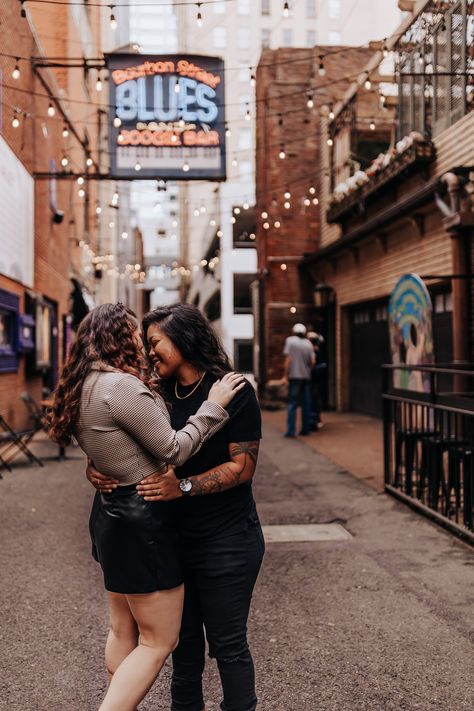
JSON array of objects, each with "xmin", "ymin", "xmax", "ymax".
[
  {"xmin": 171, "ymin": 516, "xmax": 265, "ymax": 711},
  {"xmin": 286, "ymin": 379, "xmax": 312, "ymax": 435}
]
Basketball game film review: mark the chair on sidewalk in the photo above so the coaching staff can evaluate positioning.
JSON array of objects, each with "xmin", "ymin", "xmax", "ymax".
[
  {"xmin": 21, "ymin": 392, "xmax": 48, "ymax": 434},
  {"xmin": 0, "ymin": 414, "xmax": 44, "ymax": 472}
]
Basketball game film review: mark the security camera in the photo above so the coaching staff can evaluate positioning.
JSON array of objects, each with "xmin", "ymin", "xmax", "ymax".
[{"xmin": 52, "ymin": 209, "xmax": 65, "ymax": 224}]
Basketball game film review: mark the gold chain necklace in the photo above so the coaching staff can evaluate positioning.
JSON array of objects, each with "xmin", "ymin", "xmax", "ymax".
[{"xmin": 174, "ymin": 372, "xmax": 206, "ymax": 400}]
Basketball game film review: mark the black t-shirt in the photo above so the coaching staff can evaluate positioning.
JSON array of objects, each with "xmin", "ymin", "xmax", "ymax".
[{"xmin": 163, "ymin": 373, "xmax": 262, "ymax": 540}]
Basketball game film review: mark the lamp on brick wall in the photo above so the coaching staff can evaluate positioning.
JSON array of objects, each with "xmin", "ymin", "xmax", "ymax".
[{"xmin": 313, "ymin": 284, "xmax": 334, "ymax": 308}]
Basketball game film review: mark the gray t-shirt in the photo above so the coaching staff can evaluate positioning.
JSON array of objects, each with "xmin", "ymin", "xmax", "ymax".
[{"xmin": 283, "ymin": 336, "xmax": 314, "ymax": 380}]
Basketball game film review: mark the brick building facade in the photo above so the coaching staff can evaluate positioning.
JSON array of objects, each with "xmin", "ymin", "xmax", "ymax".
[
  {"xmin": 0, "ymin": 0, "xmax": 103, "ymax": 429},
  {"xmin": 255, "ymin": 45, "xmax": 373, "ymax": 391}
]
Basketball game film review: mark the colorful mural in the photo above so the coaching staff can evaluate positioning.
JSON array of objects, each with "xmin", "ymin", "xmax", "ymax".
[{"xmin": 388, "ymin": 274, "xmax": 434, "ymax": 392}]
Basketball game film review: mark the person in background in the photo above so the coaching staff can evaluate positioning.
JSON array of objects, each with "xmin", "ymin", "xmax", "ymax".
[
  {"xmin": 307, "ymin": 331, "xmax": 326, "ymax": 431},
  {"xmin": 281, "ymin": 323, "xmax": 315, "ymax": 438}
]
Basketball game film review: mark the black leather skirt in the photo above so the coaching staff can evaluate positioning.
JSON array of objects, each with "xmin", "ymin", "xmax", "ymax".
[{"xmin": 89, "ymin": 485, "xmax": 182, "ymax": 594}]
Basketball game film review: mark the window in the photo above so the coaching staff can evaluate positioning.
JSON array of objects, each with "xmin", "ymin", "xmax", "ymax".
[
  {"xmin": 234, "ymin": 340, "xmax": 254, "ymax": 372},
  {"xmin": 329, "ymin": 0, "xmax": 341, "ymax": 19},
  {"xmin": 282, "ymin": 29, "xmax": 293, "ymax": 47},
  {"xmin": 238, "ymin": 27, "xmax": 250, "ymax": 49},
  {"xmin": 261, "ymin": 0, "xmax": 270, "ymax": 15},
  {"xmin": 233, "ymin": 274, "xmax": 255, "ymax": 314},
  {"xmin": 306, "ymin": 30, "xmax": 316, "ymax": 47},
  {"xmin": 213, "ymin": 1, "xmax": 226, "ymax": 13},
  {"xmin": 261, "ymin": 28, "xmax": 271, "ymax": 48},
  {"xmin": 213, "ymin": 26, "xmax": 227, "ymax": 48},
  {"xmin": 307, "ymin": 0, "xmax": 317, "ymax": 18},
  {"xmin": 328, "ymin": 30, "xmax": 341, "ymax": 45},
  {"xmin": 239, "ymin": 127, "xmax": 252, "ymax": 150},
  {"xmin": 238, "ymin": 0, "xmax": 250, "ymax": 15}
]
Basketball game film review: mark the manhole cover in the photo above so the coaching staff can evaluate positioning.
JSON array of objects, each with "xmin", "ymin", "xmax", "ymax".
[{"xmin": 262, "ymin": 523, "xmax": 352, "ymax": 543}]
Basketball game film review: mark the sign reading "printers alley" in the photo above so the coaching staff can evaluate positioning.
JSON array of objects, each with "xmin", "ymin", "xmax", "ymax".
[{"xmin": 107, "ymin": 54, "xmax": 226, "ymax": 181}]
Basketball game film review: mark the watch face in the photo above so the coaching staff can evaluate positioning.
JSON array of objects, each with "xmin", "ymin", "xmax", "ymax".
[{"xmin": 180, "ymin": 478, "xmax": 192, "ymax": 494}]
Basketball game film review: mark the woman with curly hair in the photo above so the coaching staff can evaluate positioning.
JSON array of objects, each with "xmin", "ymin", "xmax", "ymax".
[
  {"xmin": 49, "ymin": 302, "xmax": 243, "ymax": 711},
  {"xmin": 87, "ymin": 304, "xmax": 265, "ymax": 711}
]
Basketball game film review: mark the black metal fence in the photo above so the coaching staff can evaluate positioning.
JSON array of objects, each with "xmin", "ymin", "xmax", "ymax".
[{"xmin": 382, "ymin": 364, "xmax": 474, "ymax": 544}]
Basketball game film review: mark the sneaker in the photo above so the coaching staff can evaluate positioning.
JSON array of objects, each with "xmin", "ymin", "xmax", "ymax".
[
  {"xmin": 299, "ymin": 431, "xmax": 311, "ymax": 436},
  {"xmin": 284, "ymin": 432, "xmax": 295, "ymax": 438}
]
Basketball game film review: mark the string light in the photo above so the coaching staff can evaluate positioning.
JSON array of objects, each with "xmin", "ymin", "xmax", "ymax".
[
  {"xmin": 274, "ymin": 221, "xmax": 281, "ymax": 229},
  {"xmin": 304, "ymin": 197, "xmax": 311, "ymax": 206},
  {"xmin": 263, "ymin": 222, "xmax": 270, "ymax": 230},
  {"xmin": 78, "ymin": 188, "xmax": 86, "ymax": 198},
  {"xmin": 96, "ymin": 205, "xmax": 102, "ymax": 215},
  {"xmin": 245, "ymin": 105, "xmax": 251, "ymax": 121},
  {"xmin": 329, "ymin": 106, "xmax": 335, "ymax": 120},
  {"xmin": 279, "ymin": 146, "xmax": 286, "ymax": 160},
  {"xmin": 182, "ymin": 160, "xmax": 190, "ymax": 172},
  {"xmin": 306, "ymin": 93, "xmax": 314, "ymax": 109},
  {"xmin": 312, "ymin": 197, "xmax": 319, "ymax": 205},
  {"xmin": 20, "ymin": 1, "xmax": 26, "ymax": 18},
  {"xmin": 327, "ymin": 137, "xmax": 333, "ymax": 147},
  {"xmin": 113, "ymin": 117, "xmax": 122, "ymax": 128},
  {"xmin": 232, "ymin": 156, "xmax": 238, "ymax": 167},
  {"xmin": 243, "ymin": 201, "xmax": 249, "ymax": 210},
  {"xmin": 77, "ymin": 176, "xmax": 85, "ymax": 185},
  {"xmin": 284, "ymin": 190, "xmax": 291, "ymax": 200},
  {"xmin": 318, "ymin": 57, "xmax": 326, "ymax": 76},
  {"xmin": 62, "ymin": 125, "xmax": 69, "ymax": 138},
  {"xmin": 12, "ymin": 60, "xmax": 20, "ymax": 80},
  {"xmin": 174, "ymin": 78, "xmax": 180, "ymax": 94},
  {"xmin": 60, "ymin": 155, "xmax": 69, "ymax": 168},
  {"xmin": 200, "ymin": 204, "xmax": 206, "ymax": 214},
  {"xmin": 284, "ymin": 201, "xmax": 291, "ymax": 209},
  {"xmin": 47, "ymin": 102, "xmax": 55, "ymax": 117},
  {"xmin": 225, "ymin": 124, "xmax": 231, "ymax": 137},
  {"xmin": 250, "ymin": 70, "xmax": 256, "ymax": 88},
  {"xmin": 283, "ymin": 1, "xmax": 289, "ymax": 18},
  {"xmin": 109, "ymin": 5, "xmax": 117, "ymax": 30},
  {"xmin": 96, "ymin": 72, "xmax": 103, "ymax": 92},
  {"xmin": 11, "ymin": 111, "xmax": 20, "ymax": 129},
  {"xmin": 261, "ymin": 211, "xmax": 268, "ymax": 219},
  {"xmin": 370, "ymin": 121, "xmax": 376, "ymax": 131},
  {"xmin": 280, "ymin": 263, "xmax": 287, "ymax": 270},
  {"xmin": 121, "ymin": 232, "xmax": 128, "ymax": 240},
  {"xmin": 134, "ymin": 161, "xmax": 142, "ymax": 171},
  {"xmin": 309, "ymin": 186, "xmax": 316, "ymax": 195},
  {"xmin": 196, "ymin": 3, "xmax": 203, "ymax": 27},
  {"xmin": 290, "ymin": 306, "xmax": 296, "ymax": 314},
  {"xmin": 364, "ymin": 75, "xmax": 372, "ymax": 90}
]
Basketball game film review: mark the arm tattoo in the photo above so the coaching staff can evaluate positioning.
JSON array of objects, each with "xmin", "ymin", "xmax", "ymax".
[{"xmin": 191, "ymin": 440, "xmax": 260, "ymax": 497}]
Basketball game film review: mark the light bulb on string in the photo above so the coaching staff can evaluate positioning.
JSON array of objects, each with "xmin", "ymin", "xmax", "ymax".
[
  {"xmin": 11, "ymin": 111, "xmax": 20, "ymax": 129},
  {"xmin": 243, "ymin": 202, "xmax": 249, "ymax": 210},
  {"xmin": 86, "ymin": 157, "xmax": 93, "ymax": 167},
  {"xmin": 284, "ymin": 201, "xmax": 291, "ymax": 209},
  {"xmin": 304, "ymin": 197, "xmax": 311, "ymax": 206},
  {"xmin": 200, "ymin": 204, "xmax": 206, "ymax": 214},
  {"xmin": 263, "ymin": 222, "xmax": 270, "ymax": 230},
  {"xmin": 232, "ymin": 156, "xmax": 238, "ymax": 167},
  {"xmin": 61, "ymin": 155, "xmax": 69, "ymax": 168},
  {"xmin": 174, "ymin": 78, "xmax": 180, "ymax": 94},
  {"xmin": 283, "ymin": 1, "xmax": 289, "ymax": 18},
  {"xmin": 327, "ymin": 137, "xmax": 333, "ymax": 147},
  {"xmin": 309, "ymin": 186, "xmax": 316, "ymax": 195},
  {"xmin": 312, "ymin": 197, "xmax": 319, "ymax": 205},
  {"xmin": 370, "ymin": 121, "xmax": 376, "ymax": 131},
  {"xmin": 195, "ymin": 2, "xmax": 203, "ymax": 27},
  {"xmin": 134, "ymin": 161, "xmax": 141, "ymax": 172},
  {"xmin": 274, "ymin": 221, "xmax": 281, "ymax": 229},
  {"xmin": 290, "ymin": 306, "xmax": 296, "ymax": 314},
  {"xmin": 109, "ymin": 6, "xmax": 117, "ymax": 30},
  {"xmin": 113, "ymin": 116, "xmax": 122, "ymax": 128},
  {"xmin": 47, "ymin": 103, "xmax": 55, "ymax": 117},
  {"xmin": 279, "ymin": 146, "xmax": 286, "ymax": 160},
  {"xmin": 77, "ymin": 176, "xmax": 85, "ymax": 186},
  {"xmin": 318, "ymin": 57, "xmax": 325, "ymax": 76},
  {"xmin": 306, "ymin": 93, "xmax": 314, "ymax": 109},
  {"xmin": 284, "ymin": 190, "xmax": 291, "ymax": 200},
  {"xmin": 245, "ymin": 105, "xmax": 251, "ymax": 121},
  {"xmin": 234, "ymin": 207, "xmax": 240, "ymax": 215},
  {"xmin": 182, "ymin": 160, "xmax": 190, "ymax": 172},
  {"xmin": 191, "ymin": 207, "xmax": 198, "ymax": 217},
  {"xmin": 364, "ymin": 75, "xmax": 372, "ymax": 90},
  {"xmin": 261, "ymin": 211, "xmax": 268, "ymax": 219},
  {"xmin": 329, "ymin": 106, "xmax": 335, "ymax": 120},
  {"xmin": 12, "ymin": 60, "xmax": 20, "ymax": 80},
  {"xmin": 20, "ymin": 1, "xmax": 26, "ymax": 18},
  {"xmin": 62, "ymin": 125, "xmax": 69, "ymax": 138},
  {"xmin": 96, "ymin": 205, "xmax": 102, "ymax": 215},
  {"xmin": 250, "ymin": 70, "xmax": 256, "ymax": 88},
  {"xmin": 96, "ymin": 72, "xmax": 103, "ymax": 92},
  {"xmin": 280, "ymin": 263, "xmax": 287, "ymax": 270},
  {"xmin": 78, "ymin": 188, "xmax": 86, "ymax": 198},
  {"xmin": 225, "ymin": 124, "xmax": 231, "ymax": 137}
]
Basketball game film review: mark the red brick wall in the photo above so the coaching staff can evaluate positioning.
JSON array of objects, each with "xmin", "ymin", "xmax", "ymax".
[{"xmin": 255, "ymin": 46, "xmax": 373, "ymax": 384}]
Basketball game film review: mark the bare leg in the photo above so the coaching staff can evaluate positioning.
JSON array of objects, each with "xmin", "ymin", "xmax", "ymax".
[
  {"xmin": 105, "ymin": 592, "xmax": 139, "ymax": 681},
  {"xmin": 99, "ymin": 584, "xmax": 184, "ymax": 711}
]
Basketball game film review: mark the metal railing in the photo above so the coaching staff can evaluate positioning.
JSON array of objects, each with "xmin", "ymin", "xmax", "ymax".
[{"xmin": 382, "ymin": 364, "xmax": 474, "ymax": 544}]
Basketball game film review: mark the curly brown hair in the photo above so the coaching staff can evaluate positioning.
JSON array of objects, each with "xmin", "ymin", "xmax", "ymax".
[{"xmin": 49, "ymin": 303, "xmax": 147, "ymax": 446}]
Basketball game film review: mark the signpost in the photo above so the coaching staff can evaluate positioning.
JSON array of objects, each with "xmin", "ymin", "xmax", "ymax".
[{"xmin": 106, "ymin": 54, "xmax": 226, "ymax": 181}]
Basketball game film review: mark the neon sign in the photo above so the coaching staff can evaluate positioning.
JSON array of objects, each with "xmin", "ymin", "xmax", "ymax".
[{"xmin": 107, "ymin": 54, "xmax": 226, "ymax": 180}]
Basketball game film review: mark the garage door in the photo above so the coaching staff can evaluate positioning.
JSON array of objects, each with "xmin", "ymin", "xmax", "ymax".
[{"xmin": 349, "ymin": 301, "xmax": 391, "ymax": 418}]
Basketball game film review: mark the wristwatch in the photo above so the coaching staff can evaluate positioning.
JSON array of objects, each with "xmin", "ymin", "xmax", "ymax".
[{"xmin": 179, "ymin": 478, "xmax": 193, "ymax": 496}]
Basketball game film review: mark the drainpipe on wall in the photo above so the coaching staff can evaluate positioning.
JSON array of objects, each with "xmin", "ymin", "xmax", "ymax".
[{"xmin": 435, "ymin": 172, "xmax": 473, "ymax": 365}]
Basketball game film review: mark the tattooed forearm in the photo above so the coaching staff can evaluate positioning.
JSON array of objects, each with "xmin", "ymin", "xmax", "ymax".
[{"xmin": 190, "ymin": 440, "xmax": 260, "ymax": 497}]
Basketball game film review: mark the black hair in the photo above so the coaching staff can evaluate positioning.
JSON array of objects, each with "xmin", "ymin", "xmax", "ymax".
[{"xmin": 142, "ymin": 303, "xmax": 232, "ymax": 378}]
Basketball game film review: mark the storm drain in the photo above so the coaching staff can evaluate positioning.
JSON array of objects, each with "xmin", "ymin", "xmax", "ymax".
[{"xmin": 262, "ymin": 523, "xmax": 352, "ymax": 543}]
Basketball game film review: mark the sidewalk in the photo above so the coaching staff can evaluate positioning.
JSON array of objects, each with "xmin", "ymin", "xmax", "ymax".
[
  {"xmin": 264, "ymin": 408, "xmax": 384, "ymax": 491},
  {"xmin": 0, "ymin": 428, "xmax": 473, "ymax": 710}
]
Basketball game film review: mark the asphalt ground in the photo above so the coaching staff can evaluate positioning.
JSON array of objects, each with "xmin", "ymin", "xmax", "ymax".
[{"xmin": 0, "ymin": 422, "xmax": 473, "ymax": 711}]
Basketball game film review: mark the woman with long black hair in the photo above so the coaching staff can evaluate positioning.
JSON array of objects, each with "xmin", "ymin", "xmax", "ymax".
[
  {"xmin": 49, "ymin": 303, "xmax": 243, "ymax": 711},
  {"xmin": 88, "ymin": 303, "xmax": 265, "ymax": 711}
]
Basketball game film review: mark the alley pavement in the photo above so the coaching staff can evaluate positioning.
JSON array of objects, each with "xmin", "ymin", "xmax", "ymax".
[{"xmin": 0, "ymin": 421, "xmax": 473, "ymax": 711}]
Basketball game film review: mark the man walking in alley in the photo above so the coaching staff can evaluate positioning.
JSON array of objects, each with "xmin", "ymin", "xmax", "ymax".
[{"xmin": 282, "ymin": 323, "xmax": 315, "ymax": 437}]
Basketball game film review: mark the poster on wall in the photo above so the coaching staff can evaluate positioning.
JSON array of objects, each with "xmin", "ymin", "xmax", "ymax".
[
  {"xmin": 0, "ymin": 135, "xmax": 34, "ymax": 287},
  {"xmin": 106, "ymin": 54, "xmax": 226, "ymax": 181},
  {"xmin": 388, "ymin": 273, "xmax": 435, "ymax": 392}
]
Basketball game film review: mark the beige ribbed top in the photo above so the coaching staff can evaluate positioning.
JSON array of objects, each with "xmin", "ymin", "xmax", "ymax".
[{"xmin": 73, "ymin": 363, "xmax": 229, "ymax": 485}]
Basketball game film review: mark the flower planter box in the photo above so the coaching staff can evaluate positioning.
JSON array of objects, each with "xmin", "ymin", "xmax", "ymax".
[{"xmin": 327, "ymin": 140, "xmax": 436, "ymax": 224}]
